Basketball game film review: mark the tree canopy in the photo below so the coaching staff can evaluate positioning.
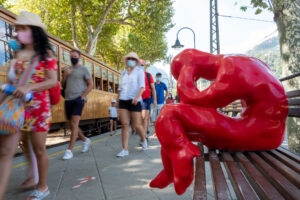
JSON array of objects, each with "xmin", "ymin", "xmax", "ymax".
[{"xmin": 5, "ymin": 0, "xmax": 174, "ymax": 70}]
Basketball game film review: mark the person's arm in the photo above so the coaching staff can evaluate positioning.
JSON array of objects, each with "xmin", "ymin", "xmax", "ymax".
[
  {"xmin": 164, "ymin": 84, "xmax": 169, "ymax": 102},
  {"xmin": 81, "ymin": 78, "xmax": 93, "ymax": 99},
  {"xmin": 61, "ymin": 69, "xmax": 71, "ymax": 87},
  {"xmin": 132, "ymin": 88, "xmax": 145, "ymax": 105},
  {"xmin": 150, "ymin": 83, "xmax": 157, "ymax": 107}
]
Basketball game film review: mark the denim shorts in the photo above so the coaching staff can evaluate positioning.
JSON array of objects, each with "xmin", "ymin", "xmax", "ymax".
[{"xmin": 142, "ymin": 98, "xmax": 151, "ymax": 110}]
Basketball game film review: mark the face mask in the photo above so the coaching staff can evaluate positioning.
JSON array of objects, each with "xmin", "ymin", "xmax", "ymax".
[
  {"xmin": 139, "ymin": 65, "xmax": 145, "ymax": 70},
  {"xmin": 17, "ymin": 31, "xmax": 33, "ymax": 45},
  {"xmin": 71, "ymin": 57, "xmax": 79, "ymax": 65},
  {"xmin": 156, "ymin": 77, "xmax": 161, "ymax": 82},
  {"xmin": 127, "ymin": 60, "xmax": 136, "ymax": 67},
  {"xmin": 8, "ymin": 39, "xmax": 21, "ymax": 51}
]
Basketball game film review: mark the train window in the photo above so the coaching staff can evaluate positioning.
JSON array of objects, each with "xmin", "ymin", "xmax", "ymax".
[
  {"xmin": 0, "ymin": 19, "xmax": 13, "ymax": 67},
  {"xmin": 102, "ymin": 69, "xmax": 107, "ymax": 80},
  {"xmin": 79, "ymin": 58, "xmax": 83, "ymax": 65},
  {"xmin": 114, "ymin": 74, "xmax": 119, "ymax": 93},
  {"xmin": 95, "ymin": 65, "xmax": 101, "ymax": 77},
  {"xmin": 61, "ymin": 50, "xmax": 71, "ymax": 66},
  {"xmin": 85, "ymin": 60, "xmax": 93, "ymax": 75},
  {"xmin": 108, "ymin": 71, "xmax": 113, "ymax": 82},
  {"xmin": 50, "ymin": 43, "xmax": 58, "ymax": 59}
]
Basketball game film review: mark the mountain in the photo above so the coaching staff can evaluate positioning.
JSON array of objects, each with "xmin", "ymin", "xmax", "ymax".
[{"xmin": 246, "ymin": 36, "xmax": 282, "ymax": 78}]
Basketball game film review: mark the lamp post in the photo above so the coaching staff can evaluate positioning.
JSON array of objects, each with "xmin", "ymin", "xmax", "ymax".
[{"xmin": 171, "ymin": 27, "xmax": 196, "ymax": 49}]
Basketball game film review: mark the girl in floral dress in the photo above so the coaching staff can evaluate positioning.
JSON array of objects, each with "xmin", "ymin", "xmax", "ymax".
[{"xmin": 0, "ymin": 11, "xmax": 57, "ymax": 200}]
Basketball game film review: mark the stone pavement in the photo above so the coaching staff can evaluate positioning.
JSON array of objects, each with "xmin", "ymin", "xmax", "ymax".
[{"xmin": 5, "ymin": 126, "xmax": 212, "ymax": 200}]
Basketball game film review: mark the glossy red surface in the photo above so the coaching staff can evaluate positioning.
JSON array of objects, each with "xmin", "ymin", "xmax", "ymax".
[{"xmin": 150, "ymin": 49, "xmax": 288, "ymax": 195}]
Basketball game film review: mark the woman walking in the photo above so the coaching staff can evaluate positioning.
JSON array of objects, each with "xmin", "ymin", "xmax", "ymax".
[
  {"xmin": 0, "ymin": 11, "xmax": 57, "ymax": 200},
  {"xmin": 116, "ymin": 52, "xmax": 147, "ymax": 157}
]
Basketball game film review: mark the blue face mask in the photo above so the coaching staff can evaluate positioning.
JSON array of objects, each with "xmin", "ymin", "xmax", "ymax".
[
  {"xmin": 8, "ymin": 39, "xmax": 21, "ymax": 51},
  {"xmin": 127, "ymin": 60, "xmax": 136, "ymax": 67},
  {"xmin": 156, "ymin": 77, "xmax": 161, "ymax": 82}
]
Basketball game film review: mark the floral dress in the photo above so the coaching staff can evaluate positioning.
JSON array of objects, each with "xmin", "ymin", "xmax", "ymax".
[{"xmin": 13, "ymin": 57, "xmax": 57, "ymax": 133}]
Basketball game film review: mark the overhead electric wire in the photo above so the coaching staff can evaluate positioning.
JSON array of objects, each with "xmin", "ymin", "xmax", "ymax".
[{"xmin": 217, "ymin": 14, "xmax": 274, "ymax": 23}]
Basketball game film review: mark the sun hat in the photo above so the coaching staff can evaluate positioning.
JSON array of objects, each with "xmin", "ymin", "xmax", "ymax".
[
  {"xmin": 15, "ymin": 11, "xmax": 47, "ymax": 31},
  {"xmin": 140, "ymin": 59, "xmax": 146, "ymax": 66},
  {"xmin": 111, "ymin": 99, "xmax": 116, "ymax": 103},
  {"xmin": 123, "ymin": 52, "xmax": 141, "ymax": 66}
]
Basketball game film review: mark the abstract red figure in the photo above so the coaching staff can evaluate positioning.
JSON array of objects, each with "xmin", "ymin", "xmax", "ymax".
[{"xmin": 150, "ymin": 49, "xmax": 288, "ymax": 195}]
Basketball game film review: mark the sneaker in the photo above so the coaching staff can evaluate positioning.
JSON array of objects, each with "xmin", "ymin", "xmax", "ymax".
[
  {"xmin": 142, "ymin": 140, "xmax": 148, "ymax": 151},
  {"xmin": 116, "ymin": 149, "xmax": 129, "ymax": 157},
  {"xmin": 62, "ymin": 150, "xmax": 73, "ymax": 160},
  {"xmin": 81, "ymin": 138, "xmax": 91, "ymax": 153}
]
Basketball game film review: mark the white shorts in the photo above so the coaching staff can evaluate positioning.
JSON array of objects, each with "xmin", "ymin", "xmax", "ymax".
[{"xmin": 150, "ymin": 104, "xmax": 164, "ymax": 122}]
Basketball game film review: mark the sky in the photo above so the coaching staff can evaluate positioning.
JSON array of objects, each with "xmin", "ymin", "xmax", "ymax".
[{"xmin": 154, "ymin": 0, "xmax": 277, "ymax": 74}]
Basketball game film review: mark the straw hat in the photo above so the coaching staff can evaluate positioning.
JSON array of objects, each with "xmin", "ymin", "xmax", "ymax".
[
  {"xmin": 123, "ymin": 52, "xmax": 141, "ymax": 66},
  {"xmin": 15, "ymin": 11, "xmax": 47, "ymax": 31}
]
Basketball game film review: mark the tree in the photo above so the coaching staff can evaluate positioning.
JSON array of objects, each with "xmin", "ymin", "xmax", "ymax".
[
  {"xmin": 239, "ymin": 0, "xmax": 300, "ymax": 153},
  {"xmin": 239, "ymin": 0, "xmax": 300, "ymax": 76},
  {"xmin": 8, "ymin": 0, "xmax": 174, "ymax": 69}
]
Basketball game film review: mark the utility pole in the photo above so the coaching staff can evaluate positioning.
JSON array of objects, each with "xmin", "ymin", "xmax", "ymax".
[{"xmin": 210, "ymin": 0, "xmax": 220, "ymax": 54}]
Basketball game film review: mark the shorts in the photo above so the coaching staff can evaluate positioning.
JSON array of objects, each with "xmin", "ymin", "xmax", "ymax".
[
  {"xmin": 150, "ymin": 104, "xmax": 164, "ymax": 122},
  {"xmin": 119, "ymin": 99, "xmax": 142, "ymax": 112},
  {"xmin": 65, "ymin": 96, "xmax": 85, "ymax": 120},
  {"xmin": 142, "ymin": 98, "xmax": 151, "ymax": 110},
  {"xmin": 110, "ymin": 117, "xmax": 117, "ymax": 121}
]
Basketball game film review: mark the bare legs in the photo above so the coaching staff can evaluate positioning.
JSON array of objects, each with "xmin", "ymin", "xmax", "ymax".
[
  {"xmin": 68, "ymin": 116, "xmax": 86, "ymax": 151},
  {"xmin": 0, "ymin": 133, "xmax": 21, "ymax": 200},
  {"xmin": 110, "ymin": 120, "xmax": 117, "ymax": 135},
  {"xmin": 141, "ymin": 109, "xmax": 150, "ymax": 137},
  {"xmin": 120, "ymin": 109, "xmax": 146, "ymax": 150}
]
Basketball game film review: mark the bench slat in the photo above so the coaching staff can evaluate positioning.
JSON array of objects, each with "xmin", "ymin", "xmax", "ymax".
[
  {"xmin": 249, "ymin": 152, "xmax": 300, "ymax": 199},
  {"xmin": 193, "ymin": 143, "xmax": 206, "ymax": 200},
  {"xmin": 288, "ymin": 108, "xmax": 300, "ymax": 117},
  {"xmin": 235, "ymin": 152, "xmax": 284, "ymax": 200},
  {"xmin": 259, "ymin": 152, "xmax": 300, "ymax": 188},
  {"xmin": 276, "ymin": 147, "xmax": 300, "ymax": 163},
  {"xmin": 270, "ymin": 150, "xmax": 300, "ymax": 173},
  {"xmin": 288, "ymin": 98, "xmax": 300, "ymax": 106},
  {"xmin": 286, "ymin": 90, "xmax": 300, "ymax": 98},
  {"xmin": 222, "ymin": 152, "xmax": 258, "ymax": 200},
  {"xmin": 209, "ymin": 150, "xmax": 232, "ymax": 200}
]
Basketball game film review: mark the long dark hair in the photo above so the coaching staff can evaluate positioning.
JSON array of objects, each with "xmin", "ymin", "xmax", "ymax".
[{"xmin": 29, "ymin": 25, "xmax": 53, "ymax": 61}]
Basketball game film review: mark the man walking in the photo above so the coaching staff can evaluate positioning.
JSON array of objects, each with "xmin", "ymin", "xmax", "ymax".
[
  {"xmin": 62, "ymin": 49, "xmax": 93, "ymax": 160},
  {"xmin": 151, "ymin": 72, "xmax": 168, "ymax": 127}
]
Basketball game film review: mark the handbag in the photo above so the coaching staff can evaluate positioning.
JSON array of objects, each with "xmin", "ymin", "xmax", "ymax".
[
  {"xmin": 0, "ymin": 56, "xmax": 39, "ymax": 135},
  {"xmin": 49, "ymin": 81, "xmax": 61, "ymax": 105}
]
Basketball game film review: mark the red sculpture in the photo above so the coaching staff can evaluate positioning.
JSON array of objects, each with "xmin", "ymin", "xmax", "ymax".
[{"xmin": 150, "ymin": 49, "xmax": 288, "ymax": 195}]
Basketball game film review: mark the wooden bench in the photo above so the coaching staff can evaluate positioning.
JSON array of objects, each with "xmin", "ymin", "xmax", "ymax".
[{"xmin": 193, "ymin": 87, "xmax": 300, "ymax": 199}]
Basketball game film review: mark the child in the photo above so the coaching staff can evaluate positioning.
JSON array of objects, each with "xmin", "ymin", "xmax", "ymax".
[{"xmin": 109, "ymin": 100, "xmax": 118, "ymax": 136}]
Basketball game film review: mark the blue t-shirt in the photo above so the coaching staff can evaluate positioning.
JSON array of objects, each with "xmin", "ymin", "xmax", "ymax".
[{"xmin": 155, "ymin": 82, "xmax": 168, "ymax": 104}]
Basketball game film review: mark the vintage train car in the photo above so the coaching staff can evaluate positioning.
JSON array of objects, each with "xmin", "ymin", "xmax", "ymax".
[{"xmin": 0, "ymin": 7, "xmax": 120, "ymax": 134}]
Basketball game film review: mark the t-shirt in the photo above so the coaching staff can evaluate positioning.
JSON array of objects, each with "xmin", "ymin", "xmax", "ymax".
[
  {"xmin": 142, "ymin": 72, "xmax": 154, "ymax": 100},
  {"xmin": 119, "ymin": 67, "xmax": 145, "ymax": 101},
  {"xmin": 155, "ymin": 82, "xmax": 168, "ymax": 104},
  {"xmin": 65, "ymin": 65, "xmax": 92, "ymax": 100},
  {"xmin": 109, "ymin": 106, "xmax": 118, "ymax": 118}
]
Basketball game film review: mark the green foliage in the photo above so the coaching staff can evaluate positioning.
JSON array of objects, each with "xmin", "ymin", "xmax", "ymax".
[
  {"xmin": 5, "ymin": 0, "xmax": 174, "ymax": 70},
  {"xmin": 238, "ymin": 0, "xmax": 273, "ymax": 13},
  {"xmin": 246, "ymin": 36, "xmax": 282, "ymax": 78}
]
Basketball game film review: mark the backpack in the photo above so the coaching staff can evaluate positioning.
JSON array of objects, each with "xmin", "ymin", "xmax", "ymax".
[{"xmin": 146, "ymin": 72, "xmax": 153, "ymax": 98}]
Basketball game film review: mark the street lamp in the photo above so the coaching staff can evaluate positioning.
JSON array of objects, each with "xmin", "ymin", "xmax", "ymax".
[{"xmin": 171, "ymin": 27, "xmax": 196, "ymax": 49}]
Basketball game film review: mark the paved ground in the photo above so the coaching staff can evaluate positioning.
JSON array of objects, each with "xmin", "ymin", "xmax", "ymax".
[{"xmin": 5, "ymin": 126, "xmax": 203, "ymax": 200}]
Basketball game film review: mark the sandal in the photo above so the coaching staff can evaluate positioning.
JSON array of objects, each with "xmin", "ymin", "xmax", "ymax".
[{"xmin": 27, "ymin": 189, "xmax": 50, "ymax": 200}]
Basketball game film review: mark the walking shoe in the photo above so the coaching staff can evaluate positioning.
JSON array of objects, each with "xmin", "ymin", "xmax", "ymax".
[
  {"xmin": 142, "ymin": 140, "xmax": 148, "ymax": 151},
  {"xmin": 116, "ymin": 149, "xmax": 129, "ymax": 157},
  {"xmin": 81, "ymin": 138, "xmax": 91, "ymax": 153},
  {"xmin": 62, "ymin": 150, "xmax": 73, "ymax": 160}
]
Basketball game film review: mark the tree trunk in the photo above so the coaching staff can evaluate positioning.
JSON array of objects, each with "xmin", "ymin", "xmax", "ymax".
[
  {"xmin": 85, "ymin": 0, "xmax": 118, "ymax": 56},
  {"xmin": 70, "ymin": 3, "xmax": 79, "ymax": 49},
  {"xmin": 272, "ymin": 0, "xmax": 300, "ymax": 154},
  {"xmin": 272, "ymin": 0, "xmax": 300, "ymax": 77}
]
